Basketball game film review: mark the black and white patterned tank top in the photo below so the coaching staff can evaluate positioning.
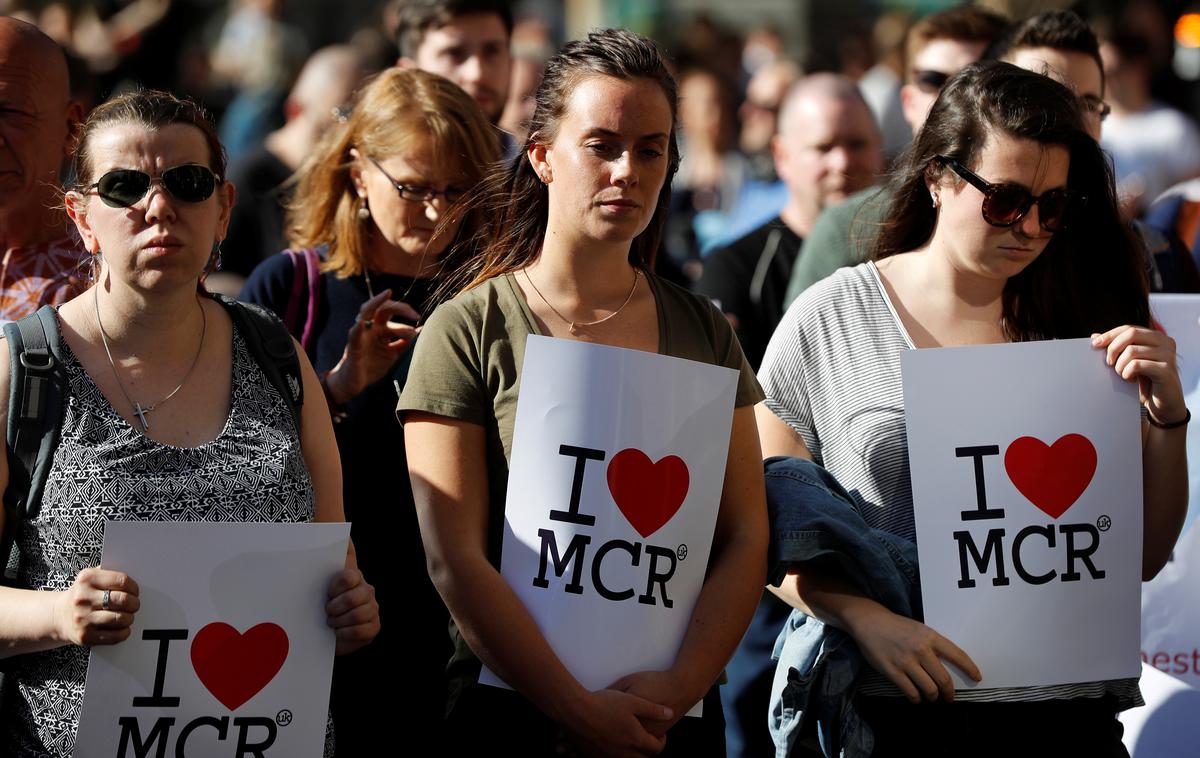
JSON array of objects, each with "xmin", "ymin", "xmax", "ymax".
[{"xmin": 1, "ymin": 316, "xmax": 317, "ymax": 757}]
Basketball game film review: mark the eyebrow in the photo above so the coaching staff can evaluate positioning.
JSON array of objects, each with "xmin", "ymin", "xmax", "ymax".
[{"xmin": 583, "ymin": 128, "xmax": 669, "ymax": 141}]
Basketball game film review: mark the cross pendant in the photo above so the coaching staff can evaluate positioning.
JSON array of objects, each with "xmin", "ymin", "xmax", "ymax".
[{"xmin": 134, "ymin": 403, "xmax": 151, "ymax": 431}]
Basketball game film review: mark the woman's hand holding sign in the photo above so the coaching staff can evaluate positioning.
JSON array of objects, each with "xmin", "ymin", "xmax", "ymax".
[
  {"xmin": 325, "ymin": 567, "xmax": 379, "ymax": 656},
  {"xmin": 841, "ymin": 597, "xmax": 981, "ymax": 703},
  {"xmin": 1093, "ymin": 325, "xmax": 1186, "ymax": 425},
  {"xmin": 1093, "ymin": 325, "xmax": 1189, "ymax": 580},
  {"xmin": 55, "ymin": 567, "xmax": 140, "ymax": 646}
]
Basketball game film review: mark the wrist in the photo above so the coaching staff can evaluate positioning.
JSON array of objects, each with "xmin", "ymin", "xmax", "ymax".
[
  {"xmin": 542, "ymin": 678, "xmax": 591, "ymax": 726},
  {"xmin": 1146, "ymin": 405, "xmax": 1190, "ymax": 430},
  {"xmin": 320, "ymin": 367, "xmax": 354, "ymax": 411}
]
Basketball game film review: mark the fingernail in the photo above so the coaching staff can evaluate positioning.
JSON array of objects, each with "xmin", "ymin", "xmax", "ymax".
[{"xmin": 1091, "ymin": 335, "xmax": 1102, "ymax": 346}]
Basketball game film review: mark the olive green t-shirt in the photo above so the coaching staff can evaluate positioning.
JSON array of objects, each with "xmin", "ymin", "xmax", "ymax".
[{"xmin": 397, "ymin": 270, "xmax": 763, "ymax": 709}]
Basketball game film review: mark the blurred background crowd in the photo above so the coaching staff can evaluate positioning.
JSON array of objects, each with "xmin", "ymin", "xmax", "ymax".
[{"xmin": 6, "ymin": 0, "xmax": 1200, "ymax": 755}]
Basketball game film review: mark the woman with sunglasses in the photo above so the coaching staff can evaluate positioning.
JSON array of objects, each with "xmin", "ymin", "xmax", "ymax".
[
  {"xmin": 757, "ymin": 61, "xmax": 1186, "ymax": 754},
  {"xmin": 239, "ymin": 66, "xmax": 498, "ymax": 749},
  {"xmin": 0, "ymin": 90, "xmax": 379, "ymax": 756}
]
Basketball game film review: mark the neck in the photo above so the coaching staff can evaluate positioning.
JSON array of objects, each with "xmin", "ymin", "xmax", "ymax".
[
  {"xmin": 532, "ymin": 226, "xmax": 638, "ymax": 303},
  {"xmin": 2, "ymin": 205, "xmax": 70, "ymax": 249},
  {"xmin": 363, "ymin": 234, "xmax": 439, "ymax": 279},
  {"xmin": 914, "ymin": 240, "xmax": 1007, "ymax": 315},
  {"xmin": 778, "ymin": 198, "xmax": 816, "ymax": 239},
  {"xmin": 90, "ymin": 275, "xmax": 206, "ymax": 356},
  {"xmin": 264, "ymin": 122, "xmax": 315, "ymax": 172}
]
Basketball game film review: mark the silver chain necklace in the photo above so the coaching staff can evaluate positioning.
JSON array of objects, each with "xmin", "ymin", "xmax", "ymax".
[{"xmin": 93, "ymin": 286, "xmax": 207, "ymax": 431}]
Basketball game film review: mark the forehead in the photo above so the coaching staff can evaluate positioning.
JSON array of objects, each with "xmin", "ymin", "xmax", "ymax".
[
  {"xmin": 0, "ymin": 40, "xmax": 66, "ymax": 114},
  {"xmin": 87, "ymin": 122, "xmax": 212, "ymax": 174},
  {"xmin": 373, "ymin": 135, "xmax": 463, "ymax": 181},
  {"xmin": 787, "ymin": 95, "xmax": 875, "ymax": 143},
  {"xmin": 975, "ymin": 130, "xmax": 1070, "ymax": 189},
  {"xmin": 420, "ymin": 13, "xmax": 508, "ymax": 49},
  {"xmin": 912, "ymin": 39, "xmax": 987, "ymax": 75},
  {"xmin": 559, "ymin": 75, "xmax": 672, "ymax": 138},
  {"xmin": 1008, "ymin": 47, "xmax": 1103, "ymax": 98}
]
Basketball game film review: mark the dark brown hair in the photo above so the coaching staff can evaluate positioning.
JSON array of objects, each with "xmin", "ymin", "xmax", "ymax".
[
  {"xmin": 874, "ymin": 60, "xmax": 1149, "ymax": 341},
  {"xmin": 905, "ymin": 6, "xmax": 1008, "ymax": 80},
  {"xmin": 441, "ymin": 28, "xmax": 679, "ymax": 298},
  {"xmin": 991, "ymin": 10, "xmax": 1106, "ymax": 94},
  {"xmin": 71, "ymin": 89, "xmax": 226, "ymax": 189},
  {"xmin": 396, "ymin": 0, "xmax": 513, "ymax": 59}
]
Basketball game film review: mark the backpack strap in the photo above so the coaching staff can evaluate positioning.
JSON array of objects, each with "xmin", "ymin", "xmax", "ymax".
[
  {"xmin": 213, "ymin": 294, "xmax": 304, "ymax": 435},
  {"xmin": 2, "ymin": 305, "xmax": 68, "ymax": 576}
]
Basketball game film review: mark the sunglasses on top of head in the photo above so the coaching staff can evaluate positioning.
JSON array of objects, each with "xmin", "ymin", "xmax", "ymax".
[
  {"xmin": 87, "ymin": 165, "xmax": 219, "ymax": 208},
  {"xmin": 936, "ymin": 155, "xmax": 1085, "ymax": 234}
]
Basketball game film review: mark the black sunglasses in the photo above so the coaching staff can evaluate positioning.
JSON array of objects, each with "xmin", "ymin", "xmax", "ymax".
[
  {"xmin": 88, "ymin": 165, "xmax": 219, "ymax": 208},
  {"xmin": 912, "ymin": 69, "xmax": 952, "ymax": 92},
  {"xmin": 937, "ymin": 155, "xmax": 1085, "ymax": 233},
  {"xmin": 368, "ymin": 156, "xmax": 466, "ymax": 204}
]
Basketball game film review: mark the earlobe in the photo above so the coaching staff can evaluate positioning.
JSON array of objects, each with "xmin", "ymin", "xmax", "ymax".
[
  {"xmin": 65, "ymin": 192, "xmax": 100, "ymax": 253},
  {"xmin": 529, "ymin": 143, "xmax": 552, "ymax": 184},
  {"xmin": 348, "ymin": 148, "xmax": 367, "ymax": 196}
]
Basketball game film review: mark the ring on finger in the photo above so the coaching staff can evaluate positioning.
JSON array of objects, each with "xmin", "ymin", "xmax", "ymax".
[
  {"xmin": 354, "ymin": 313, "xmax": 374, "ymax": 330},
  {"xmin": 102, "ymin": 589, "xmax": 111, "ymax": 610}
]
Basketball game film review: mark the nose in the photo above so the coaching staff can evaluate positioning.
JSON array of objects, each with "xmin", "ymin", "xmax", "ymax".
[
  {"xmin": 611, "ymin": 151, "xmax": 636, "ymax": 187},
  {"xmin": 459, "ymin": 54, "xmax": 483, "ymax": 85},
  {"xmin": 1016, "ymin": 201, "xmax": 1048, "ymax": 239},
  {"xmin": 143, "ymin": 182, "xmax": 177, "ymax": 224},
  {"xmin": 423, "ymin": 195, "xmax": 447, "ymax": 222},
  {"xmin": 826, "ymin": 146, "xmax": 850, "ymax": 175}
]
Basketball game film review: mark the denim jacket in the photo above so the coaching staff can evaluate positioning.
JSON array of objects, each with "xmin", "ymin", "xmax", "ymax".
[{"xmin": 764, "ymin": 456, "xmax": 921, "ymax": 758}]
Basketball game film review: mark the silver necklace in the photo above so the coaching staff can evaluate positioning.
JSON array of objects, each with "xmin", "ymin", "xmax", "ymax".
[
  {"xmin": 94, "ymin": 286, "xmax": 207, "ymax": 431},
  {"xmin": 523, "ymin": 267, "xmax": 641, "ymax": 335}
]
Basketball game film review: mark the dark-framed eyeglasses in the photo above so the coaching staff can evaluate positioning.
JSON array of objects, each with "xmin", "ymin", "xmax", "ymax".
[
  {"xmin": 1079, "ymin": 94, "xmax": 1112, "ymax": 122},
  {"xmin": 367, "ymin": 156, "xmax": 466, "ymax": 204},
  {"xmin": 936, "ymin": 155, "xmax": 1085, "ymax": 233},
  {"xmin": 912, "ymin": 69, "xmax": 953, "ymax": 93},
  {"xmin": 87, "ymin": 165, "xmax": 219, "ymax": 208}
]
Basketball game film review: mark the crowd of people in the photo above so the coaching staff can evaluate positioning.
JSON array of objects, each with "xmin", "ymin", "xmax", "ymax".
[{"xmin": 0, "ymin": 0, "xmax": 1195, "ymax": 756}]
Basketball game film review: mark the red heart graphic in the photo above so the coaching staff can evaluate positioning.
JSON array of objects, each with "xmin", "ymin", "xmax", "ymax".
[
  {"xmin": 190, "ymin": 622, "xmax": 289, "ymax": 711},
  {"xmin": 606, "ymin": 449, "xmax": 690, "ymax": 538},
  {"xmin": 1004, "ymin": 434, "xmax": 1097, "ymax": 519}
]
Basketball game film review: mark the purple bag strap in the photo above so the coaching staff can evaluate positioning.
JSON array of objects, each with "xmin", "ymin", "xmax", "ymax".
[{"xmin": 282, "ymin": 248, "xmax": 322, "ymax": 354}]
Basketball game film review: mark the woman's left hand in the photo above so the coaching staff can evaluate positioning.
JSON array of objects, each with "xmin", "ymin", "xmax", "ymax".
[
  {"xmin": 325, "ymin": 568, "xmax": 380, "ymax": 656},
  {"xmin": 609, "ymin": 670, "xmax": 695, "ymax": 737},
  {"xmin": 1092, "ymin": 325, "xmax": 1187, "ymax": 425}
]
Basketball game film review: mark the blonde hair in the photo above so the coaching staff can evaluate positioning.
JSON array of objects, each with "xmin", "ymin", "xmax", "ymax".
[{"xmin": 287, "ymin": 67, "xmax": 500, "ymax": 278}]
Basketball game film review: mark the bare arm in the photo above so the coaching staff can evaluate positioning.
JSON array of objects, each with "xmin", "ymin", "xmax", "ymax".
[
  {"xmin": 754, "ymin": 401, "xmax": 981, "ymax": 701},
  {"xmin": 614, "ymin": 406, "xmax": 770, "ymax": 727},
  {"xmin": 405, "ymin": 412, "xmax": 671, "ymax": 757},
  {"xmin": 1093, "ymin": 326, "xmax": 1189, "ymax": 579},
  {"xmin": 0, "ymin": 348, "xmax": 140, "ymax": 658}
]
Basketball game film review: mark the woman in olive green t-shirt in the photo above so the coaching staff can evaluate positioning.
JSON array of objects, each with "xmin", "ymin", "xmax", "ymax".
[{"xmin": 399, "ymin": 29, "xmax": 768, "ymax": 756}]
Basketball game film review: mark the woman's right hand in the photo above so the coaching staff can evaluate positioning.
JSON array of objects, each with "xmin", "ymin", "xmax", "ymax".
[
  {"xmin": 325, "ymin": 288, "xmax": 421, "ymax": 404},
  {"xmin": 843, "ymin": 599, "xmax": 981, "ymax": 703},
  {"xmin": 561, "ymin": 688, "xmax": 672, "ymax": 757},
  {"xmin": 54, "ymin": 567, "xmax": 140, "ymax": 646}
]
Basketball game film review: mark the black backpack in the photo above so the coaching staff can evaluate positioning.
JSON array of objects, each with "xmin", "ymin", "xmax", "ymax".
[{"xmin": 0, "ymin": 294, "xmax": 304, "ymax": 577}]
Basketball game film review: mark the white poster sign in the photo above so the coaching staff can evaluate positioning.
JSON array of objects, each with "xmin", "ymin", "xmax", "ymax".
[
  {"xmin": 1141, "ymin": 294, "xmax": 1200, "ymax": 688},
  {"xmin": 902, "ymin": 339, "xmax": 1143, "ymax": 690},
  {"xmin": 480, "ymin": 335, "xmax": 739, "ymax": 710},
  {"xmin": 75, "ymin": 522, "xmax": 350, "ymax": 758}
]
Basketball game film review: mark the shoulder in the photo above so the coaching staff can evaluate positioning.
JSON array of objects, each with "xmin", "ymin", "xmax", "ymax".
[
  {"xmin": 786, "ymin": 263, "xmax": 880, "ymax": 332},
  {"xmin": 652, "ymin": 273, "xmax": 724, "ymax": 325},
  {"xmin": 239, "ymin": 249, "xmax": 301, "ymax": 305}
]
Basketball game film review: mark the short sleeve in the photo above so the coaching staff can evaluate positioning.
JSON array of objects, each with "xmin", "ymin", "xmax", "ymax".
[
  {"xmin": 397, "ymin": 298, "xmax": 489, "ymax": 425},
  {"xmin": 704, "ymin": 297, "xmax": 764, "ymax": 408},
  {"xmin": 757, "ymin": 297, "xmax": 820, "ymax": 460}
]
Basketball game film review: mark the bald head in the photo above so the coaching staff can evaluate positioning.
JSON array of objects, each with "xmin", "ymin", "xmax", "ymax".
[
  {"xmin": 289, "ymin": 45, "xmax": 366, "ymax": 127},
  {"xmin": 774, "ymin": 74, "xmax": 883, "ymax": 235},
  {"xmin": 0, "ymin": 18, "xmax": 81, "ymax": 244}
]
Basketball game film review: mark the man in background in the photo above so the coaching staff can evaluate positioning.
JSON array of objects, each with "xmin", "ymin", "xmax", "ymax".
[
  {"xmin": 783, "ymin": 7, "xmax": 1007, "ymax": 305},
  {"xmin": 396, "ymin": 0, "xmax": 512, "ymax": 126},
  {"xmin": 0, "ymin": 18, "xmax": 87, "ymax": 323},
  {"xmin": 214, "ymin": 45, "xmax": 367, "ymax": 292}
]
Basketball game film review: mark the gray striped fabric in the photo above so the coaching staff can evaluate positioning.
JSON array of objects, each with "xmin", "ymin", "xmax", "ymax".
[{"xmin": 759, "ymin": 261, "xmax": 1141, "ymax": 707}]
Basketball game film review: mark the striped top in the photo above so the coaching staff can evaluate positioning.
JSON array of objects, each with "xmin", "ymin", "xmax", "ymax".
[{"xmin": 758, "ymin": 261, "xmax": 1141, "ymax": 707}]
